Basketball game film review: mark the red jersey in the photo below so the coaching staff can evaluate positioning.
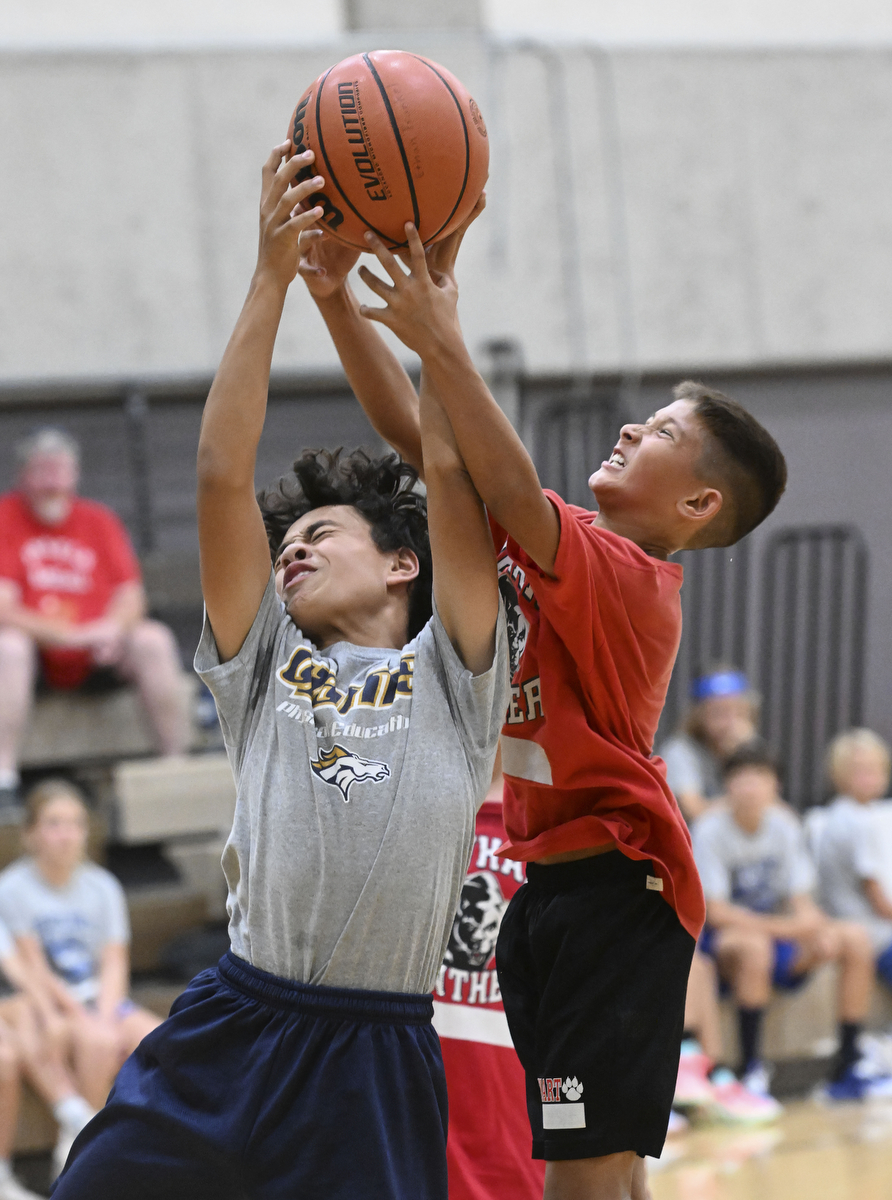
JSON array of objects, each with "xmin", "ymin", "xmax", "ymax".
[
  {"xmin": 433, "ymin": 799, "xmax": 544, "ymax": 1200},
  {"xmin": 491, "ymin": 492, "xmax": 705, "ymax": 940},
  {"xmin": 0, "ymin": 491, "xmax": 141, "ymax": 688}
]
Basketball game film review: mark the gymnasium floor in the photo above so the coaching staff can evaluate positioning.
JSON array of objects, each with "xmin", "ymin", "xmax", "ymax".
[{"xmin": 648, "ymin": 1100, "xmax": 892, "ymax": 1200}]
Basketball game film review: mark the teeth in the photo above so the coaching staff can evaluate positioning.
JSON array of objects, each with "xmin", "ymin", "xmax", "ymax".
[{"xmin": 609, "ymin": 453, "xmax": 625, "ymax": 467}]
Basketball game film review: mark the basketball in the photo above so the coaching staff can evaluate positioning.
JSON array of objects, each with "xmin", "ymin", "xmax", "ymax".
[{"xmin": 287, "ymin": 50, "xmax": 489, "ymax": 250}]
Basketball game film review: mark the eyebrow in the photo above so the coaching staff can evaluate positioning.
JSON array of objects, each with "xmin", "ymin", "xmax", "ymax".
[
  {"xmin": 647, "ymin": 414, "xmax": 682, "ymax": 432},
  {"xmin": 275, "ymin": 518, "xmax": 340, "ymax": 561}
]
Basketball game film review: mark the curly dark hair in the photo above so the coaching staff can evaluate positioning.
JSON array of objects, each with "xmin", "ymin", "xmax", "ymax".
[{"xmin": 257, "ymin": 449, "xmax": 432, "ymax": 640}]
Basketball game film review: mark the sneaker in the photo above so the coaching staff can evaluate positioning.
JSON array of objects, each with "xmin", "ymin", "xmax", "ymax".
[
  {"xmin": 710, "ymin": 1067, "xmax": 784, "ymax": 1124},
  {"xmin": 674, "ymin": 1039, "xmax": 715, "ymax": 1109},
  {"xmin": 820, "ymin": 1059, "xmax": 892, "ymax": 1103},
  {"xmin": 740, "ymin": 1060, "xmax": 774, "ymax": 1098}
]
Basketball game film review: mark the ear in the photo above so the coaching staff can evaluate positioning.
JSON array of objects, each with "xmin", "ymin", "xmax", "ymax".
[
  {"xmin": 678, "ymin": 487, "xmax": 723, "ymax": 526},
  {"xmin": 386, "ymin": 548, "xmax": 420, "ymax": 589}
]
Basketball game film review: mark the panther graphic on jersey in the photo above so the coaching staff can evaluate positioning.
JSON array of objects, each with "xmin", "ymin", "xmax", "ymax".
[
  {"xmin": 310, "ymin": 744, "xmax": 391, "ymax": 803},
  {"xmin": 444, "ymin": 870, "xmax": 507, "ymax": 971}
]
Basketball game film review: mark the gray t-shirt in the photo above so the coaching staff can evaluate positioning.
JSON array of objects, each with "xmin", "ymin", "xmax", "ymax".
[
  {"xmin": 693, "ymin": 806, "xmax": 816, "ymax": 915},
  {"xmin": 0, "ymin": 858, "xmax": 130, "ymax": 1002},
  {"xmin": 195, "ymin": 574, "xmax": 508, "ymax": 995},
  {"xmin": 659, "ymin": 732, "xmax": 723, "ymax": 803},
  {"xmin": 815, "ymin": 797, "xmax": 892, "ymax": 953}
]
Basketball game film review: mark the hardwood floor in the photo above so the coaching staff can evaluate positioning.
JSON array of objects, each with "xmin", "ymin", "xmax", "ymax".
[{"xmin": 648, "ymin": 1100, "xmax": 892, "ymax": 1200}]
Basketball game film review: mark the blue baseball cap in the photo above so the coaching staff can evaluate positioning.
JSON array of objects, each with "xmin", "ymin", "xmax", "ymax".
[{"xmin": 690, "ymin": 670, "xmax": 750, "ymax": 702}]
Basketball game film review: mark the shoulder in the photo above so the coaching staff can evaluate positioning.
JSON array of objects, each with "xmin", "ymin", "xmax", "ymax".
[
  {"xmin": 549, "ymin": 491, "xmax": 683, "ymax": 583},
  {"xmin": 0, "ymin": 492, "xmax": 20, "ymax": 516},
  {"xmin": 73, "ymin": 498, "xmax": 127, "ymax": 530},
  {"xmin": 0, "ymin": 858, "xmax": 35, "ymax": 900},
  {"xmin": 77, "ymin": 862, "xmax": 124, "ymax": 896},
  {"xmin": 693, "ymin": 807, "xmax": 732, "ymax": 844}
]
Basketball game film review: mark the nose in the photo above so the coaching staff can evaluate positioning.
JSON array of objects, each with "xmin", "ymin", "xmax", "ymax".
[{"xmin": 619, "ymin": 423, "xmax": 642, "ymax": 443}]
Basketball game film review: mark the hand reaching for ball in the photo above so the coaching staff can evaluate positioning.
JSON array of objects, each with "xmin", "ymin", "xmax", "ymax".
[
  {"xmin": 255, "ymin": 142, "xmax": 326, "ymax": 291},
  {"xmin": 297, "ymin": 229, "xmax": 361, "ymax": 300}
]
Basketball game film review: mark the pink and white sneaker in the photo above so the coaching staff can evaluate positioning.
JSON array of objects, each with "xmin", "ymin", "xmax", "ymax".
[
  {"xmin": 709, "ymin": 1067, "xmax": 784, "ymax": 1124},
  {"xmin": 673, "ymin": 1039, "xmax": 715, "ymax": 1110}
]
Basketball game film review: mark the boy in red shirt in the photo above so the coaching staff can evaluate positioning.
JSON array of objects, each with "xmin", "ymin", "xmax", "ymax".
[{"xmin": 297, "ymin": 210, "xmax": 785, "ymax": 1197}]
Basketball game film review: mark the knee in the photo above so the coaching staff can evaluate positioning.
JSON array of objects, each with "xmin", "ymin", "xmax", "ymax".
[
  {"xmin": 125, "ymin": 621, "xmax": 180, "ymax": 669},
  {"xmin": 0, "ymin": 1036, "xmax": 21, "ymax": 1081},
  {"xmin": 839, "ymin": 921, "xmax": 873, "ymax": 962}
]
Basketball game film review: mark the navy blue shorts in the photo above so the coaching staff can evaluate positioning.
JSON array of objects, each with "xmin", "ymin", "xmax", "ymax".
[
  {"xmin": 699, "ymin": 926, "xmax": 810, "ymax": 991},
  {"xmin": 53, "ymin": 952, "xmax": 448, "ymax": 1200}
]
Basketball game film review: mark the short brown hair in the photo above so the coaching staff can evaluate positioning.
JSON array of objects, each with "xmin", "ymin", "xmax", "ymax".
[
  {"xmin": 674, "ymin": 381, "xmax": 787, "ymax": 548},
  {"xmin": 24, "ymin": 778, "xmax": 88, "ymax": 829}
]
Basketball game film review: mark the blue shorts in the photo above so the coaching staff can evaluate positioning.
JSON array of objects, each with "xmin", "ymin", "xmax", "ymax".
[
  {"xmin": 699, "ymin": 927, "xmax": 810, "ymax": 992},
  {"xmin": 877, "ymin": 941, "xmax": 892, "ymax": 990},
  {"xmin": 53, "ymin": 952, "xmax": 448, "ymax": 1200}
]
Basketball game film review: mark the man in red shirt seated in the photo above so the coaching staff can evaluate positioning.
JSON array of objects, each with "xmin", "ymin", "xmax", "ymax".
[{"xmin": 0, "ymin": 429, "xmax": 190, "ymax": 813}]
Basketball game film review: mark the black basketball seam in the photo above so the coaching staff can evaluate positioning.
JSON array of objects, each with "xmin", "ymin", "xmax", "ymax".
[
  {"xmin": 363, "ymin": 52, "xmax": 422, "ymax": 237},
  {"xmin": 407, "ymin": 54, "xmax": 472, "ymax": 243},
  {"xmin": 313, "ymin": 65, "xmax": 397, "ymax": 248}
]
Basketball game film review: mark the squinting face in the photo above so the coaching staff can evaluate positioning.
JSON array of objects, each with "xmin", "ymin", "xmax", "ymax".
[
  {"xmin": 29, "ymin": 795, "xmax": 89, "ymax": 872},
  {"xmin": 20, "ymin": 452, "xmax": 79, "ymax": 526},
  {"xmin": 588, "ymin": 399, "xmax": 708, "ymax": 530},
  {"xmin": 274, "ymin": 505, "xmax": 415, "ymax": 645}
]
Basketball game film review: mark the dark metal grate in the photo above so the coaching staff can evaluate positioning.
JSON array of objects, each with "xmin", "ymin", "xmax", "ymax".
[
  {"xmin": 761, "ymin": 526, "xmax": 868, "ymax": 809},
  {"xmin": 529, "ymin": 385, "xmax": 626, "ymax": 509}
]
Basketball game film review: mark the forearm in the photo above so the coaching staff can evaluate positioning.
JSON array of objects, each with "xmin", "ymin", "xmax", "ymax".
[
  {"xmin": 0, "ymin": 602, "xmax": 73, "ymax": 647},
  {"xmin": 104, "ymin": 582, "xmax": 147, "ymax": 631},
  {"xmin": 864, "ymin": 878, "xmax": 892, "ymax": 920},
  {"xmin": 420, "ymin": 331, "xmax": 548, "ymax": 551},
  {"xmin": 315, "ymin": 285, "xmax": 423, "ymax": 472},
  {"xmin": 197, "ymin": 273, "xmax": 287, "ymax": 488},
  {"xmin": 97, "ymin": 948, "xmax": 128, "ymax": 1019},
  {"xmin": 707, "ymin": 900, "xmax": 804, "ymax": 939}
]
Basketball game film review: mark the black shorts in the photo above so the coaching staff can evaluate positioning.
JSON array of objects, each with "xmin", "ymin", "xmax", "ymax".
[{"xmin": 496, "ymin": 850, "xmax": 695, "ymax": 1162}]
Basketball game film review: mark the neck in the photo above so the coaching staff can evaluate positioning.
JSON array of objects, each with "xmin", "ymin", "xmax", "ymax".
[
  {"xmin": 593, "ymin": 511, "xmax": 672, "ymax": 560},
  {"xmin": 35, "ymin": 858, "xmax": 76, "ymax": 888},
  {"xmin": 850, "ymin": 793, "xmax": 877, "ymax": 806},
  {"xmin": 732, "ymin": 807, "xmax": 765, "ymax": 836},
  {"xmin": 300, "ymin": 600, "xmax": 410, "ymax": 653}
]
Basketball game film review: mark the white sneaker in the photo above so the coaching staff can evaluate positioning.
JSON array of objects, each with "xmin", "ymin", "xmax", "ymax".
[{"xmin": 740, "ymin": 1061, "xmax": 774, "ymax": 1098}]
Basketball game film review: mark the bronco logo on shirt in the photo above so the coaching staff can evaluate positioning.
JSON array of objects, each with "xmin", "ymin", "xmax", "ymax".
[{"xmin": 310, "ymin": 744, "xmax": 391, "ymax": 803}]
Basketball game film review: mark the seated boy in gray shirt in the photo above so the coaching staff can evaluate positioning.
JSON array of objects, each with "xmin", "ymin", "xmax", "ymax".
[
  {"xmin": 54, "ymin": 144, "xmax": 506, "ymax": 1200},
  {"xmin": 694, "ymin": 741, "xmax": 879, "ymax": 1103}
]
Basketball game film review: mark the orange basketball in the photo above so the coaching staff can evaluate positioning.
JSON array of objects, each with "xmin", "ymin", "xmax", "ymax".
[{"xmin": 287, "ymin": 50, "xmax": 489, "ymax": 250}]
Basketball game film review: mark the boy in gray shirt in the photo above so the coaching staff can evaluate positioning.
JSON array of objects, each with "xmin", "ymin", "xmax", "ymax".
[
  {"xmin": 694, "ymin": 742, "xmax": 879, "ymax": 1103},
  {"xmin": 54, "ymin": 143, "xmax": 506, "ymax": 1200}
]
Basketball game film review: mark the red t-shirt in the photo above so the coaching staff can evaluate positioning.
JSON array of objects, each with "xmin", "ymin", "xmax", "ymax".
[
  {"xmin": 0, "ymin": 491, "xmax": 141, "ymax": 688},
  {"xmin": 433, "ymin": 799, "xmax": 544, "ymax": 1200},
  {"xmin": 491, "ymin": 492, "xmax": 705, "ymax": 941}
]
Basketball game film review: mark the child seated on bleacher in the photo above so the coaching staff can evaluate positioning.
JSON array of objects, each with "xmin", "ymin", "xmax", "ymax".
[
  {"xmin": 0, "ymin": 914, "xmax": 97, "ymax": 1193},
  {"xmin": 814, "ymin": 729, "xmax": 892, "ymax": 993},
  {"xmin": 693, "ymin": 741, "xmax": 884, "ymax": 1102},
  {"xmin": 0, "ymin": 781, "xmax": 159, "ymax": 1122}
]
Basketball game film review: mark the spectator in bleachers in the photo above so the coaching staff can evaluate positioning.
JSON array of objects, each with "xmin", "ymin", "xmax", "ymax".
[
  {"xmin": 659, "ymin": 665, "xmax": 758, "ymax": 823},
  {"xmin": 814, "ymin": 729, "xmax": 892, "ymax": 994},
  {"xmin": 0, "ymin": 429, "xmax": 190, "ymax": 814},
  {"xmin": 0, "ymin": 919, "xmax": 96, "ymax": 1186},
  {"xmin": 694, "ymin": 741, "xmax": 882, "ymax": 1102},
  {"xmin": 0, "ymin": 780, "xmax": 160, "ymax": 1118}
]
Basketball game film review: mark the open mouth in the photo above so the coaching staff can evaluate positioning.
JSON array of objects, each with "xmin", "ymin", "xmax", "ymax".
[
  {"xmin": 606, "ymin": 449, "xmax": 626, "ymax": 469},
  {"xmin": 283, "ymin": 562, "xmax": 315, "ymax": 588}
]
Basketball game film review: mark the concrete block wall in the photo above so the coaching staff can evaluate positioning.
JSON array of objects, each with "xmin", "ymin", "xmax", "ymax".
[{"xmin": 4, "ymin": 41, "xmax": 892, "ymax": 383}]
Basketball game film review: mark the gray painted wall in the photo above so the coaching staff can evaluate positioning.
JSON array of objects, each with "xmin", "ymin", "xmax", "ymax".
[{"xmin": 4, "ymin": 40, "xmax": 892, "ymax": 382}]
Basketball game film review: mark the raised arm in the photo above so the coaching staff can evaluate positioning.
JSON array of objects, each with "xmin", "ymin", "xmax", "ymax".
[
  {"xmin": 197, "ymin": 143, "xmax": 326, "ymax": 662},
  {"xmin": 359, "ymin": 225, "xmax": 560, "ymax": 575},
  {"xmin": 297, "ymin": 232, "xmax": 423, "ymax": 473},
  {"xmin": 420, "ymin": 366, "xmax": 500, "ymax": 674}
]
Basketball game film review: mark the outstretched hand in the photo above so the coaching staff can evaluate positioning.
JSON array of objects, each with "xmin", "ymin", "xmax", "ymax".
[
  {"xmin": 256, "ymin": 142, "xmax": 328, "ymax": 290},
  {"xmin": 424, "ymin": 192, "xmax": 486, "ymax": 283},
  {"xmin": 297, "ymin": 228, "xmax": 361, "ymax": 299},
  {"xmin": 358, "ymin": 223, "xmax": 462, "ymax": 355}
]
